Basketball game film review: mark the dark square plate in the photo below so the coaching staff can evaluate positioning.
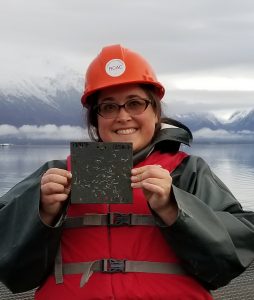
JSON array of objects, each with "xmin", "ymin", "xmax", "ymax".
[{"xmin": 70, "ymin": 142, "xmax": 133, "ymax": 204}]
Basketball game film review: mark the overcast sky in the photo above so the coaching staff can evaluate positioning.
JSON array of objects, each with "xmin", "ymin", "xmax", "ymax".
[{"xmin": 1, "ymin": 0, "xmax": 254, "ymax": 119}]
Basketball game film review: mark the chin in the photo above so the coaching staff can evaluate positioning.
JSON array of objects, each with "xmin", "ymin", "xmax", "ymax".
[
  {"xmin": 133, "ymin": 144, "xmax": 142, "ymax": 153},
  {"xmin": 115, "ymin": 136, "xmax": 135, "ymax": 144},
  {"xmin": 118, "ymin": 138, "xmax": 136, "ymax": 151}
]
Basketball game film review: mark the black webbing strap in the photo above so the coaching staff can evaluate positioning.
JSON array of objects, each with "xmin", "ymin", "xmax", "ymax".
[
  {"xmin": 55, "ymin": 258, "xmax": 187, "ymax": 287},
  {"xmin": 63, "ymin": 213, "xmax": 155, "ymax": 228}
]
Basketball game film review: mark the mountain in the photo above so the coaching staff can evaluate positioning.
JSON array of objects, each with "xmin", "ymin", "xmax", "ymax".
[
  {"xmin": 0, "ymin": 74, "xmax": 253, "ymax": 143},
  {"xmin": 0, "ymin": 71, "xmax": 84, "ymax": 127},
  {"xmin": 171, "ymin": 109, "xmax": 254, "ymax": 143},
  {"xmin": 225, "ymin": 109, "xmax": 254, "ymax": 131},
  {"xmin": 171, "ymin": 112, "xmax": 222, "ymax": 132},
  {"xmin": 0, "ymin": 89, "xmax": 83, "ymax": 127},
  {"xmin": 166, "ymin": 107, "xmax": 254, "ymax": 133}
]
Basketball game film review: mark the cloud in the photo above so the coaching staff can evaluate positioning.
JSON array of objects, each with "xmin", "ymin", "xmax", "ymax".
[
  {"xmin": 0, "ymin": 125, "xmax": 19, "ymax": 135},
  {"xmin": 1, "ymin": 0, "xmax": 254, "ymax": 73},
  {"xmin": 0, "ymin": 124, "xmax": 88, "ymax": 141},
  {"xmin": 1, "ymin": 124, "xmax": 253, "ymax": 144},
  {"xmin": 193, "ymin": 128, "xmax": 254, "ymax": 142},
  {"xmin": 162, "ymin": 74, "xmax": 254, "ymax": 92},
  {"xmin": 1, "ymin": 0, "xmax": 254, "ymax": 115},
  {"xmin": 161, "ymin": 88, "xmax": 254, "ymax": 115}
]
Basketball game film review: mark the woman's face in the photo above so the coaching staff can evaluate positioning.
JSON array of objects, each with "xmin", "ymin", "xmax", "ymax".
[{"xmin": 97, "ymin": 84, "xmax": 158, "ymax": 152}]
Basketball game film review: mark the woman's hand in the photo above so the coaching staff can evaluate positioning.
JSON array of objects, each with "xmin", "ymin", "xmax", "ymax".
[
  {"xmin": 131, "ymin": 165, "xmax": 178, "ymax": 225},
  {"xmin": 40, "ymin": 168, "xmax": 72, "ymax": 225}
]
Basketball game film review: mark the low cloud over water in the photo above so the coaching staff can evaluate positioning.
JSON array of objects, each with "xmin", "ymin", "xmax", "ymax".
[
  {"xmin": 0, "ymin": 124, "xmax": 88, "ymax": 143},
  {"xmin": 193, "ymin": 128, "xmax": 254, "ymax": 143},
  {"xmin": 0, "ymin": 124, "xmax": 253, "ymax": 144}
]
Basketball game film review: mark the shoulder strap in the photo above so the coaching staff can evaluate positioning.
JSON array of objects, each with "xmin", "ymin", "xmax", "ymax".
[{"xmin": 66, "ymin": 155, "xmax": 71, "ymax": 171}]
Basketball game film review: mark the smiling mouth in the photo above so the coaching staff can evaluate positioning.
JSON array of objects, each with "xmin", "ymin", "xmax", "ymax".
[{"xmin": 115, "ymin": 128, "xmax": 137, "ymax": 135}]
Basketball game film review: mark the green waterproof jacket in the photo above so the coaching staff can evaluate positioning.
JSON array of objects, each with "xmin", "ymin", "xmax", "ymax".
[{"xmin": 0, "ymin": 119, "xmax": 254, "ymax": 293}]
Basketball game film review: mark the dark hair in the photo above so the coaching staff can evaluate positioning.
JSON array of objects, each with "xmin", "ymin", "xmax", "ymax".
[{"xmin": 85, "ymin": 84, "xmax": 162, "ymax": 141}]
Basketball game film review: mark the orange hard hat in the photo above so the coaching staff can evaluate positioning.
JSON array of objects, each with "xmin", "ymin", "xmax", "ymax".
[{"xmin": 81, "ymin": 44, "xmax": 165, "ymax": 107}]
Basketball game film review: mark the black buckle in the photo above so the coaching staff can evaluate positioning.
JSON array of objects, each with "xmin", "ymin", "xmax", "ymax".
[
  {"xmin": 108, "ymin": 213, "xmax": 131, "ymax": 226},
  {"xmin": 101, "ymin": 259, "xmax": 126, "ymax": 273}
]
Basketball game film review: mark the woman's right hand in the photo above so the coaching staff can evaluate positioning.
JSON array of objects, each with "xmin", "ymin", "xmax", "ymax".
[{"xmin": 40, "ymin": 168, "xmax": 72, "ymax": 225}]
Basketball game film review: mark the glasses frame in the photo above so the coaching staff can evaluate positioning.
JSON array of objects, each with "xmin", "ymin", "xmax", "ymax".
[{"xmin": 94, "ymin": 97, "xmax": 152, "ymax": 119}]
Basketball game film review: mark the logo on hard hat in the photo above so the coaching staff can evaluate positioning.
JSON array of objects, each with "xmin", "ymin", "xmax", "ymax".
[{"xmin": 105, "ymin": 59, "xmax": 126, "ymax": 77}]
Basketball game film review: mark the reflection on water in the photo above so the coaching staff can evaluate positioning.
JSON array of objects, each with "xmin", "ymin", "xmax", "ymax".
[{"xmin": 0, "ymin": 143, "xmax": 253, "ymax": 210}]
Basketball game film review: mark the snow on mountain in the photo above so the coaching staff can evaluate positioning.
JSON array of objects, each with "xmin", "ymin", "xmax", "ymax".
[
  {"xmin": 223, "ymin": 109, "xmax": 254, "ymax": 131},
  {"xmin": 1, "ymin": 68, "xmax": 83, "ymax": 106},
  {"xmin": 172, "ymin": 109, "xmax": 254, "ymax": 143},
  {"xmin": 0, "ymin": 69, "xmax": 85, "ymax": 127},
  {"xmin": 172, "ymin": 112, "xmax": 222, "ymax": 132},
  {"xmin": 226, "ymin": 108, "xmax": 253, "ymax": 124},
  {"xmin": 0, "ymin": 71, "xmax": 253, "ymax": 143},
  {"xmin": 179, "ymin": 110, "xmax": 254, "ymax": 131}
]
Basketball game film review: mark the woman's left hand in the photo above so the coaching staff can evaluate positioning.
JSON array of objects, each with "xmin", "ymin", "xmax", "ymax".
[{"xmin": 131, "ymin": 165, "xmax": 178, "ymax": 225}]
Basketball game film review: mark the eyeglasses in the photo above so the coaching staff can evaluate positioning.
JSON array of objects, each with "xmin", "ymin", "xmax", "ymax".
[{"xmin": 94, "ymin": 98, "xmax": 152, "ymax": 119}]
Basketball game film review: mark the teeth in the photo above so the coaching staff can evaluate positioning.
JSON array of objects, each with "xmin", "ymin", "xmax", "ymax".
[{"xmin": 116, "ymin": 128, "xmax": 136, "ymax": 135}]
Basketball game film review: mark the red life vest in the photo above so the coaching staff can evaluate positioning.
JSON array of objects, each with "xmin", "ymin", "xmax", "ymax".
[{"xmin": 35, "ymin": 150, "xmax": 213, "ymax": 300}]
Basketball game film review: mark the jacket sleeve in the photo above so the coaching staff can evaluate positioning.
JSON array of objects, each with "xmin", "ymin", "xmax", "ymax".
[
  {"xmin": 160, "ymin": 155, "xmax": 254, "ymax": 290},
  {"xmin": 0, "ymin": 159, "xmax": 67, "ymax": 293}
]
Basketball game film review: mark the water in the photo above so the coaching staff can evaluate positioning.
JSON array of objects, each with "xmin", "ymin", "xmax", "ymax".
[
  {"xmin": 0, "ymin": 145, "xmax": 70, "ymax": 197},
  {"xmin": 185, "ymin": 143, "xmax": 254, "ymax": 210},
  {"xmin": 0, "ymin": 143, "xmax": 253, "ymax": 210}
]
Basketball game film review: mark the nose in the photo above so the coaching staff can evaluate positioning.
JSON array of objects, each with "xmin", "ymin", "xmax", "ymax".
[{"xmin": 115, "ymin": 106, "xmax": 132, "ymax": 121}]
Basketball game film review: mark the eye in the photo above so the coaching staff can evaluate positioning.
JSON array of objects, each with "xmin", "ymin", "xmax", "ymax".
[
  {"xmin": 100, "ymin": 102, "xmax": 118, "ymax": 113},
  {"xmin": 126, "ymin": 99, "xmax": 145, "ymax": 109}
]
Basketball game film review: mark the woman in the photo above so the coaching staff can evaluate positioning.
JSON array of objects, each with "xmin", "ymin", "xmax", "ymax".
[{"xmin": 0, "ymin": 44, "xmax": 254, "ymax": 300}]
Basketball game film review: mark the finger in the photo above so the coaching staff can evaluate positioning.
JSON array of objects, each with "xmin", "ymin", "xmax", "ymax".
[
  {"xmin": 132, "ymin": 179, "xmax": 171, "ymax": 205},
  {"xmin": 141, "ymin": 181, "xmax": 165, "ymax": 195},
  {"xmin": 64, "ymin": 185, "xmax": 71, "ymax": 195},
  {"xmin": 41, "ymin": 173, "xmax": 71, "ymax": 186},
  {"xmin": 42, "ymin": 193, "xmax": 69, "ymax": 204},
  {"xmin": 42, "ymin": 169, "xmax": 72, "ymax": 183},
  {"xmin": 41, "ymin": 182, "xmax": 68, "ymax": 195},
  {"xmin": 132, "ymin": 165, "xmax": 169, "ymax": 177},
  {"xmin": 131, "ymin": 177, "xmax": 169, "ymax": 190},
  {"xmin": 131, "ymin": 165, "xmax": 162, "ymax": 175},
  {"xmin": 45, "ymin": 168, "xmax": 72, "ymax": 177},
  {"xmin": 131, "ymin": 168, "xmax": 170, "ymax": 183}
]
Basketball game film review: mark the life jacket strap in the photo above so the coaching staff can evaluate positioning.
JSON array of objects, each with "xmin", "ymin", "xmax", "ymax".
[
  {"xmin": 63, "ymin": 213, "xmax": 155, "ymax": 228},
  {"xmin": 54, "ymin": 243, "xmax": 63, "ymax": 284},
  {"xmin": 55, "ymin": 258, "xmax": 187, "ymax": 287}
]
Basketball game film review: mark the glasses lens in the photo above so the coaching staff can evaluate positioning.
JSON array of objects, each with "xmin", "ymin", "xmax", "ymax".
[
  {"xmin": 96, "ymin": 98, "xmax": 151, "ymax": 118},
  {"xmin": 125, "ymin": 99, "xmax": 148, "ymax": 115},
  {"xmin": 98, "ymin": 103, "xmax": 118, "ymax": 118}
]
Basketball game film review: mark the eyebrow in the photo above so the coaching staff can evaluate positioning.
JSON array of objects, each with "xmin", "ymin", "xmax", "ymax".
[{"xmin": 99, "ymin": 94, "xmax": 144, "ymax": 103}]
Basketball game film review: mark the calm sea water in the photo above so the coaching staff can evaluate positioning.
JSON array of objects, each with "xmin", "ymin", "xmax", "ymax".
[{"xmin": 0, "ymin": 143, "xmax": 253, "ymax": 210}]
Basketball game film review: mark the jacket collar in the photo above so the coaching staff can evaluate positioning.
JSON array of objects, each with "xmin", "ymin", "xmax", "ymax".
[{"xmin": 133, "ymin": 118, "xmax": 192, "ymax": 165}]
